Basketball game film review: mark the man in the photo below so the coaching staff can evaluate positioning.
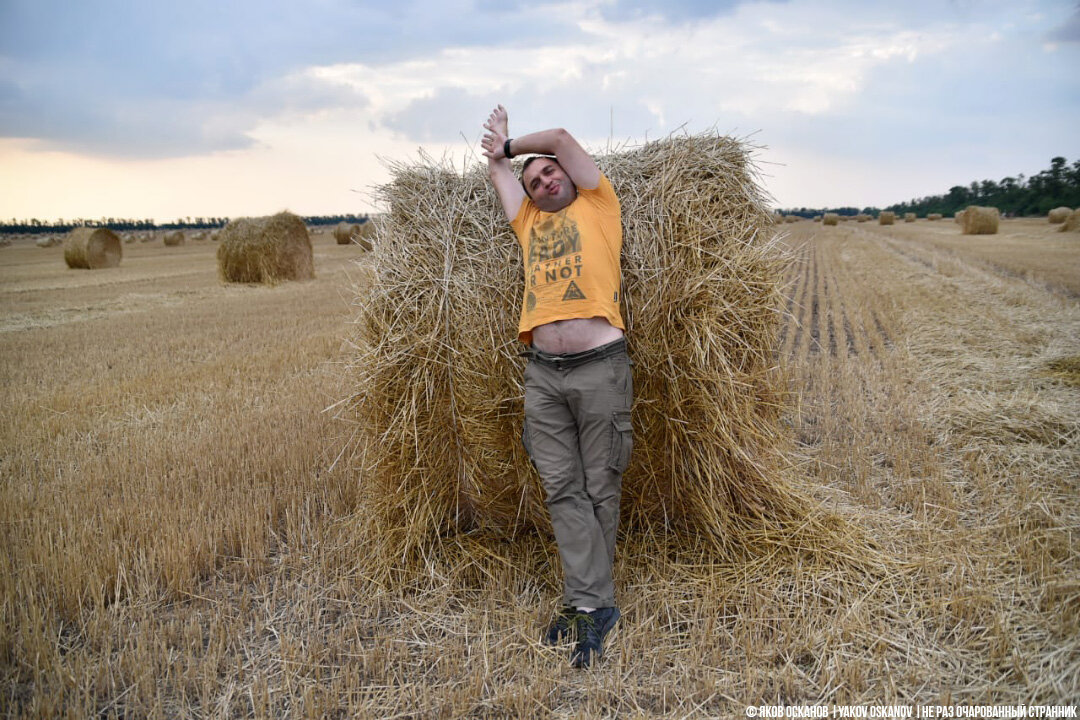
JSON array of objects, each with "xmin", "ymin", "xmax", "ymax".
[{"xmin": 480, "ymin": 105, "xmax": 633, "ymax": 669}]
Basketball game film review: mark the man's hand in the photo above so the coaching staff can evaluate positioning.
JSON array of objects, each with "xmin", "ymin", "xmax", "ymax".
[{"xmin": 482, "ymin": 104, "xmax": 510, "ymax": 160}]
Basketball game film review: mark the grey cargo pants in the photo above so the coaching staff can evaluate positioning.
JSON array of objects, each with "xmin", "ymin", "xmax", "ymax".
[{"xmin": 521, "ymin": 338, "xmax": 633, "ymax": 609}]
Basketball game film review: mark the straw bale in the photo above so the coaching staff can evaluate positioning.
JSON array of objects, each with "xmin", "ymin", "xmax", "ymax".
[
  {"xmin": 333, "ymin": 221, "xmax": 375, "ymax": 250},
  {"xmin": 1048, "ymin": 207, "xmax": 1072, "ymax": 224},
  {"xmin": 823, "ymin": 213, "xmax": 839, "ymax": 226},
  {"xmin": 63, "ymin": 227, "xmax": 121, "ymax": 269},
  {"xmin": 1060, "ymin": 209, "xmax": 1080, "ymax": 233},
  {"xmin": 904, "ymin": 212, "xmax": 916, "ymax": 222},
  {"xmin": 341, "ymin": 133, "xmax": 827, "ymax": 567},
  {"xmin": 216, "ymin": 212, "xmax": 314, "ymax": 283},
  {"xmin": 36, "ymin": 235, "xmax": 62, "ymax": 248},
  {"xmin": 163, "ymin": 231, "xmax": 185, "ymax": 246},
  {"xmin": 961, "ymin": 205, "xmax": 999, "ymax": 235},
  {"xmin": 927, "ymin": 213, "xmax": 943, "ymax": 221},
  {"xmin": 878, "ymin": 211, "xmax": 895, "ymax": 225},
  {"xmin": 855, "ymin": 214, "xmax": 870, "ymax": 222}
]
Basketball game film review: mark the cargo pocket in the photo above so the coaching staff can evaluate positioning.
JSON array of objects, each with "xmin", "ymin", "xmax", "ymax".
[{"xmin": 606, "ymin": 410, "xmax": 633, "ymax": 473}]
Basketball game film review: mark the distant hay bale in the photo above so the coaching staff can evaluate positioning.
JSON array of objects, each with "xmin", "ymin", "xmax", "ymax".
[
  {"xmin": 1048, "ymin": 207, "xmax": 1072, "ymax": 224},
  {"xmin": 36, "ymin": 235, "xmax": 62, "ymax": 248},
  {"xmin": 340, "ymin": 132, "xmax": 832, "ymax": 571},
  {"xmin": 63, "ymin": 227, "xmax": 122, "ymax": 269},
  {"xmin": 855, "ymin": 214, "xmax": 870, "ymax": 222},
  {"xmin": 192, "ymin": 230, "xmax": 209, "ymax": 241},
  {"xmin": 332, "ymin": 222, "xmax": 356, "ymax": 245},
  {"xmin": 879, "ymin": 211, "xmax": 895, "ymax": 225},
  {"xmin": 784, "ymin": 215, "xmax": 798, "ymax": 223},
  {"xmin": 813, "ymin": 215, "xmax": 822, "ymax": 222},
  {"xmin": 823, "ymin": 213, "xmax": 839, "ymax": 226},
  {"xmin": 332, "ymin": 220, "xmax": 376, "ymax": 250},
  {"xmin": 1060, "ymin": 209, "xmax": 1080, "ymax": 233},
  {"xmin": 928, "ymin": 213, "xmax": 943, "ymax": 221},
  {"xmin": 961, "ymin": 205, "xmax": 999, "ymax": 235},
  {"xmin": 163, "ymin": 231, "xmax": 185, "ymax": 246},
  {"xmin": 216, "ymin": 211, "xmax": 314, "ymax": 283},
  {"xmin": 904, "ymin": 213, "xmax": 916, "ymax": 222}
]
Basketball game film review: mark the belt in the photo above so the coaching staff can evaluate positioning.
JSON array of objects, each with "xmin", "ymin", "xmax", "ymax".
[{"xmin": 522, "ymin": 338, "xmax": 627, "ymax": 370}]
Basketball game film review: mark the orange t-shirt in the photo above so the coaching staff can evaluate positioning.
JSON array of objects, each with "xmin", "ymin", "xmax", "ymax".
[{"xmin": 510, "ymin": 174, "xmax": 624, "ymax": 346}]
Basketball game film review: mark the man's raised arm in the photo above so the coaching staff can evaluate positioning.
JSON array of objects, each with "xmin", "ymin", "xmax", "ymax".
[{"xmin": 481, "ymin": 105, "xmax": 526, "ymax": 222}]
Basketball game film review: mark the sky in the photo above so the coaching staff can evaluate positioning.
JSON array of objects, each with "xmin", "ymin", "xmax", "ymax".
[{"xmin": 1, "ymin": 0, "xmax": 1078, "ymax": 222}]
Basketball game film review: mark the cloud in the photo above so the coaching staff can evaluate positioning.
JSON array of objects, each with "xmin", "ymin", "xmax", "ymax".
[
  {"xmin": 1046, "ymin": 4, "xmax": 1080, "ymax": 42},
  {"xmin": 0, "ymin": 0, "xmax": 581, "ymax": 157},
  {"xmin": 597, "ymin": 0, "xmax": 787, "ymax": 23}
]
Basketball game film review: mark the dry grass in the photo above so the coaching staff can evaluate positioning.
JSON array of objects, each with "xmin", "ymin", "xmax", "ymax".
[
  {"xmin": 1, "ymin": 191, "xmax": 1078, "ymax": 716},
  {"xmin": 880, "ymin": 216, "xmax": 1080, "ymax": 297}
]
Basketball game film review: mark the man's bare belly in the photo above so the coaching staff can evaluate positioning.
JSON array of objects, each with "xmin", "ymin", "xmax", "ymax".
[{"xmin": 531, "ymin": 317, "xmax": 624, "ymax": 355}]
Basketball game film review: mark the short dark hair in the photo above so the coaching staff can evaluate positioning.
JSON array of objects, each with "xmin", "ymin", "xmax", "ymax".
[{"xmin": 520, "ymin": 154, "xmax": 558, "ymax": 197}]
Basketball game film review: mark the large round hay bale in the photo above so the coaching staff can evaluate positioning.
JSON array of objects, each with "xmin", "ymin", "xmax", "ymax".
[
  {"xmin": 855, "ymin": 214, "xmax": 870, "ymax": 222},
  {"xmin": 1048, "ymin": 207, "xmax": 1072, "ymax": 224},
  {"xmin": 879, "ymin": 211, "xmax": 895, "ymax": 225},
  {"xmin": 822, "ymin": 213, "xmax": 839, "ymax": 226},
  {"xmin": 341, "ymin": 132, "xmax": 817, "ymax": 566},
  {"xmin": 1059, "ymin": 209, "xmax": 1080, "ymax": 233},
  {"xmin": 961, "ymin": 205, "xmax": 999, "ymax": 235},
  {"xmin": 63, "ymin": 227, "xmax": 122, "ymax": 269},
  {"xmin": 927, "ymin": 213, "xmax": 943, "ymax": 221},
  {"xmin": 904, "ymin": 213, "xmax": 916, "ymax": 222},
  {"xmin": 163, "ymin": 231, "xmax": 185, "ymax": 246},
  {"xmin": 216, "ymin": 212, "xmax": 314, "ymax": 283}
]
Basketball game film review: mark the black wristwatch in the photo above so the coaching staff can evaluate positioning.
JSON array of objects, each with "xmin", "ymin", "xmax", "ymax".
[{"xmin": 503, "ymin": 138, "xmax": 514, "ymax": 159}]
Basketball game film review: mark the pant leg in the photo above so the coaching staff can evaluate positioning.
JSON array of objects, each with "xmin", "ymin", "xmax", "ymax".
[
  {"xmin": 566, "ymin": 348, "xmax": 633, "ymax": 568},
  {"xmin": 523, "ymin": 360, "xmax": 616, "ymax": 608}
]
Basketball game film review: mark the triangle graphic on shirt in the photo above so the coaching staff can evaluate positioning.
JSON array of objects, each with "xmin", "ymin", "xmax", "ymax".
[{"xmin": 562, "ymin": 280, "xmax": 586, "ymax": 301}]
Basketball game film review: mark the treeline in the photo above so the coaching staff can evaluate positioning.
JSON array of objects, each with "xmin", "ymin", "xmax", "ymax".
[
  {"xmin": 778, "ymin": 156, "xmax": 1080, "ymax": 219},
  {"xmin": 0, "ymin": 214, "xmax": 369, "ymax": 235}
]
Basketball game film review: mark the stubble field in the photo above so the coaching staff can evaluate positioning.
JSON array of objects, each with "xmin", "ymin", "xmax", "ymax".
[{"xmin": 1, "ymin": 218, "xmax": 1078, "ymax": 717}]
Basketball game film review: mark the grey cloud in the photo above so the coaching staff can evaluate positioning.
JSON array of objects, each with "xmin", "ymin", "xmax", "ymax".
[
  {"xmin": 1046, "ymin": 5, "xmax": 1080, "ymax": 43},
  {"xmin": 598, "ymin": 0, "xmax": 788, "ymax": 23},
  {"xmin": 0, "ymin": 0, "xmax": 581, "ymax": 157}
]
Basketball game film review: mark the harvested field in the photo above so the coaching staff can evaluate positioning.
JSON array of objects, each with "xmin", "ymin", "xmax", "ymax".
[{"xmin": 1, "ymin": 206, "xmax": 1078, "ymax": 716}]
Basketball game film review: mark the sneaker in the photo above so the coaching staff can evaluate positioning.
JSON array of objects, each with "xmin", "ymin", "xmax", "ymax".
[
  {"xmin": 570, "ymin": 607, "xmax": 620, "ymax": 668},
  {"xmin": 542, "ymin": 606, "xmax": 577, "ymax": 646}
]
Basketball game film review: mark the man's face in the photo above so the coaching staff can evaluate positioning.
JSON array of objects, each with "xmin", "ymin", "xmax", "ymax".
[{"xmin": 523, "ymin": 158, "xmax": 577, "ymax": 212}]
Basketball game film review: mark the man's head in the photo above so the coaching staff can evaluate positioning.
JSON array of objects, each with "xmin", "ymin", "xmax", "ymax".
[{"xmin": 521, "ymin": 155, "xmax": 578, "ymax": 213}]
